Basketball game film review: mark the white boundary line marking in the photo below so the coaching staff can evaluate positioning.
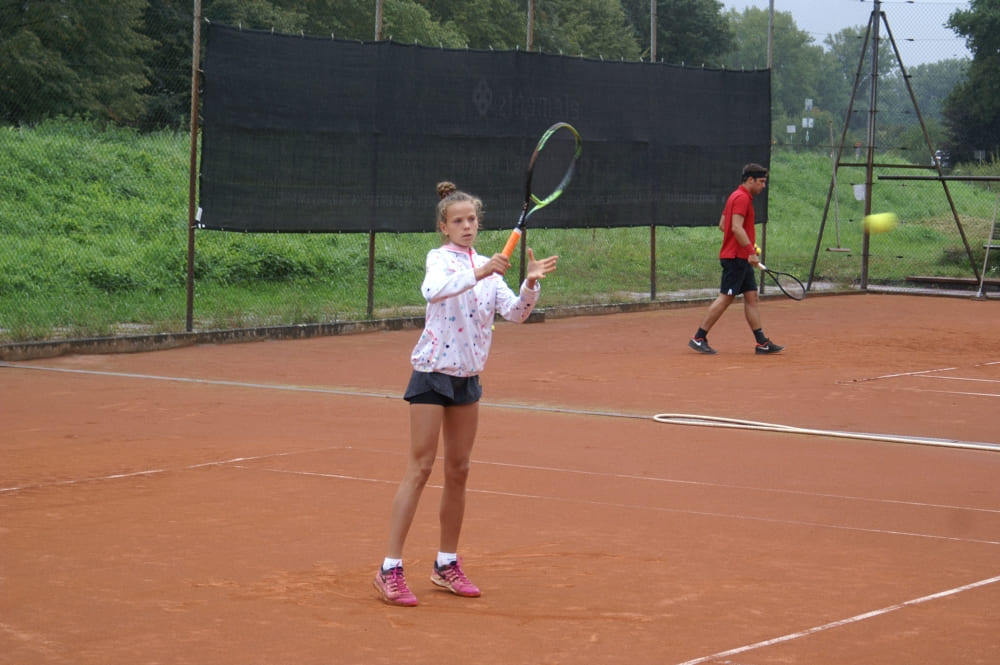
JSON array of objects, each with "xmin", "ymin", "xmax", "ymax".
[
  {"xmin": 475, "ymin": 459, "xmax": 1000, "ymax": 514},
  {"xmin": 905, "ymin": 387, "xmax": 1000, "ymax": 398},
  {"xmin": 4, "ymin": 445, "xmax": 998, "ymax": 516},
  {"xmin": 652, "ymin": 414, "xmax": 1000, "ymax": 452},
  {"xmin": 673, "ymin": 574, "xmax": 1000, "ymax": 665},
  {"xmin": 234, "ymin": 465, "xmax": 1000, "ymax": 546},
  {"xmin": 5, "ymin": 361, "xmax": 997, "ymax": 451},
  {"xmin": 6, "ymin": 445, "xmax": 997, "ymax": 546},
  {"xmin": 0, "ymin": 445, "xmax": 356, "ymax": 493},
  {"xmin": 844, "ymin": 361, "xmax": 1000, "ymax": 399},
  {"xmin": 845, "ymin": 366, "xmax": 956, "ymax": 384},
  {"xmin": 917, "ymin": 375, "xmax": 1000, "ymax": 384},
  {"xmin": 0, "ymin": 362, "xmax": 399, "ymax": 399}
]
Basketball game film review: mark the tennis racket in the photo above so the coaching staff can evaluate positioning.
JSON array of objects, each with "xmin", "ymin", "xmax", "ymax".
[
  {"xmin": 501, "ymin": 122, "xmax": 583, "ymax": 259},
  {"xmin": 758, "ymin": 263, "xmax": 807, "ymax": 300}
]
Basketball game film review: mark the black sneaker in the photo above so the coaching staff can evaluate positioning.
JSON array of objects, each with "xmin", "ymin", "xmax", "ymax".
[
  {"xmin": 688, "ymin": 337, "xmax": 717, "ymax": 354},
  {"xmin": 755, "ymin": 339, "xmax": 784, "ymax": 354}
]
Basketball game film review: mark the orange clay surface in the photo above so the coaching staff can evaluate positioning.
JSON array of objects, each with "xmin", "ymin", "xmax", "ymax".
[{"xmin": 2, "ymin": 294, "xmax": 999, "ymax": 665}]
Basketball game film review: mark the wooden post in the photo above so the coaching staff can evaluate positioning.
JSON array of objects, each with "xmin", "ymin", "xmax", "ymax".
[
  {"xmin": 526, "ymin": 0, "xmax": 534, "ymax": 51},
  {"xmin": 650, "ymin": 0, "xmax": 656, "ymax": 61},
  {"xmin": 185, "ymin": 0, "xmax": 202, "ymax": 332}
]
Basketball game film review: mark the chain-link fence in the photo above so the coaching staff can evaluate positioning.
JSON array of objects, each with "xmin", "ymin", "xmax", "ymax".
[
  {"xmin": 783, "ymin": 3, "xmax": 998, "ymax": 295},
  {"xmin": 2, "ymin": 3, "xmax": 996, "ymax": 348},
  {"xmin": 808, "ymin": 168, "xmax": 999, "ymax": 289}
]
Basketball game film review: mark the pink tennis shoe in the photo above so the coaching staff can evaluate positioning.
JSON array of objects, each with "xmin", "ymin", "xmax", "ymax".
[
  {"xmin": 374, "ymin": 566, "xmax": 418, "ymax": 606},
  {"xmin": 431, "ymin": 558, "xmax": 481, "ymax": 597}
]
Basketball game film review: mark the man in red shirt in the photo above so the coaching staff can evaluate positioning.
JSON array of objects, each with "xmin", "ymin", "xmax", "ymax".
[{"xmin": 688, "ymin": 163, "xmax": 783, "ymax": 355}]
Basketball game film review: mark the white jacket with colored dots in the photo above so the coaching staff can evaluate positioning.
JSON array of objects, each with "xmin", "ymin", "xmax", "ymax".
[{"xmin": 410, "ymin": 244, "xmax": 539, "ymax": 377}]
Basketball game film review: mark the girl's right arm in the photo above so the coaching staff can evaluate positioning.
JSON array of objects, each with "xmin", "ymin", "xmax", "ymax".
[
  {"xmin": 474, "ymin": 253, "xmax": 510, "ymax": 281},
  {"xmin": 422, "ymin": 250, "xmax": 512, "ymax": 303},
  {"xmin": 421, "ymin": 250, "xmax": 478, "ymax": 303}
]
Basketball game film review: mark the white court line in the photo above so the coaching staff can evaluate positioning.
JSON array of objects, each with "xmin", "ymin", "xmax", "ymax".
[
  {"xmin": 5, "ymin": 440, "xmax": 998, "ymax": 521},
  {"xmin": 9, "ymin": 448, "xmax": 996, "ymax": 545},
  {"xmin": 477, "ymin": 459, "xmax": 1000, "ymax": 515},
  {"xmin": 0, "ymin": 360, "xmax": 645, "ymax": 419},
  {"xmin": 673, "ymin": 574, "xmax": 1000, "ymax": 665},
  {"xmin": 234, "ymin": 465, "xmax": 1000, "ymax": 547},
  {"xmin": 5, "ymin": 361, "xmax": 996, "ymax": 450},
  {"xmin": 845, "ymin": 362, "xmax": 1000, "ymax": 399},
  {"xmin": 905, "ymin": 387, "xmax": 1000, "ymax": 399},
  {"xmin": 917, "ymin": 375, "xmax": 1000, "ymax": 384},
  {"xmin": 5, "ymin": 443, "xmax": 998, "ymax": 517},
  {"xmin": 0, "ymin": 362, "xmax": 399, "ymax": 399},
  {"xmin": 845, "ymin": 366, "xmax": 956, "ymax": 384},
  {"xmin": 847, "ymin": 361, "xmax": 1000, "ymax": 386},
  {"xmin": 653, "ymin": 413, "xmax": 1000, "ymax": 452},
  {"xmin": 0, "ymin": 445, "xmax": 356, "ymax": 493}
]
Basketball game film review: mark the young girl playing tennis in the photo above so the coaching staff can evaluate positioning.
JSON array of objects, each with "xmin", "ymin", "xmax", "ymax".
[{"xmin": 374, "ymin": 181, "xmax": 558, "ymax": 606}]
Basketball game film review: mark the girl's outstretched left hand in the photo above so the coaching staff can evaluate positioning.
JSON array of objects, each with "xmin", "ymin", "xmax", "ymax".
[{"xmin": 525, "ymin": 248, "xmax": 558, "ymax": 288}]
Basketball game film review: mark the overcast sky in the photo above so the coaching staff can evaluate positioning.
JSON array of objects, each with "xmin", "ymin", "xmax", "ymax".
[{"xmin": 717, "ymin": 0, "xmax": 972, "ymax": 65}]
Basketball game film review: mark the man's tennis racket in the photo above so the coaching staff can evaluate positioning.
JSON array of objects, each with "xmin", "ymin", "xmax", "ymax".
[
  {"xmin": 759, "ymin": 264, "xmax": 806, "ymax": 301},
  {"xmin": 501, "ymin": 122, "xmax": 583, "ymax": 258}
]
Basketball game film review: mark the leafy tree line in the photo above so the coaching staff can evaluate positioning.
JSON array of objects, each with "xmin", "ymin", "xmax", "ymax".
[
  {"xmin": 0, "ymin": 0, "xmax": 992, "ymax": 160},
  {"xmin": 944, "ymin": 0, "xmax": 1000, "ymax": 161}
]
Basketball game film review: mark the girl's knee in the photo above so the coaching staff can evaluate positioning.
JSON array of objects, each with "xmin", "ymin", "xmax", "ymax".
[
  {"xmin": 443, "ymin": 458, "xmax": 471, "ymax": 484},
  {"xmin": 406, "ymin": 456, "xmax": 436, "ymax": 485}
]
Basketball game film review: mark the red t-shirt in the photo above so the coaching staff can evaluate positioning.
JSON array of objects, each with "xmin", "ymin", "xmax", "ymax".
[{"xmin": 719, "ymin": 185, "xmax": 756, "ymax": 260}]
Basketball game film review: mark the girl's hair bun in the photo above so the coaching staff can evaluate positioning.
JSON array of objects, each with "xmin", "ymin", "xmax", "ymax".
[{"xmin": 437, "ymin": 181, "xmax": 457, "ymax": 200}]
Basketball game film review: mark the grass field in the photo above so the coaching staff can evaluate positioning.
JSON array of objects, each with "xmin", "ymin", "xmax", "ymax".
[{"xmin": 1, "ymin": 119, "xmax": 997, "ymax": 342}]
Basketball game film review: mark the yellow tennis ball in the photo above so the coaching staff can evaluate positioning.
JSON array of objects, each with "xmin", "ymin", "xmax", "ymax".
[{"xmin": 864, "ymin": 212, "xmax": 899, "ymax": 234}]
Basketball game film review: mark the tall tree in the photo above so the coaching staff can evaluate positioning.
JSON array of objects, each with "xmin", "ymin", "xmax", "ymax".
[
  {"xmin": 282, "ymin": 0, "xmax": 467, "ymax": 45},
  {"xmin": 206, "ymin": 0, "xmax": 308, "ymax": 31},
  {"xmin": 621, "ymin": 0, "xmax": 731, "ymax": 65},
  {"xmin": 723, "ymin": 8, "xmax": 822, "ymax": 120},
  {"xmin": 529, "ymin": 0, "xmax": 640, "ymax": 59},
  {"xmin": 797, "ymin": 21, "xmax": 903, "ymax": 144},
  {"xmin": 138, "ymin": 0, "xmax": 309, "ymax": 130},
  {"xmin": 942, "ymin": 0, "xmax": 1000, "ymax": 158},
  {"xmin": 908, "ymin": 59, "xmax": 968, "ymax": 124},
  {"xmin": 0, "ymin": 0, "xmax": 153, "ymax": 125},
  {"xmin": 380, "ymin": 0, "xmax": 467, "ymax": 46},
  {"xmin": 292, "ymin": 0, "xmax": 372, "ymax": 38},
  {"xmin": 141, "ymin": 0, "xmax": 200, "ymax": 129},
  {"xmin": 816, "ymin": 26, "xmax": 868, "ymax": 128},
  {"xmin": 418, "ymin": 0, "xmax": 523, "ymax": 49}
]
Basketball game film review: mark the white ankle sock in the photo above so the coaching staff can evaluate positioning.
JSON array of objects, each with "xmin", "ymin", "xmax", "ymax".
[
  {"xmin": 382, "ymin": 557, "xmax": 403, "ymax": 571},
  {"xmin": 436, "ymin": 552, "xmax": 457, "ymax": 567}
]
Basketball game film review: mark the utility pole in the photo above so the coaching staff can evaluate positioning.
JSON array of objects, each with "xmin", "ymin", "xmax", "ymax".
[
  {"xmin": 650, "ymin": 0, "xmax": 657, "ymax": 61},
  {"xmin": 767, "ymin": 0, "xmax": 773, "ymax": 68},
  {"xmin": 185, "ymin": 0, "xmax": 202, "ymax": 332},
  {"xmin": 526, "ymin": 0, "xmax": 534, "ymax": 51}
]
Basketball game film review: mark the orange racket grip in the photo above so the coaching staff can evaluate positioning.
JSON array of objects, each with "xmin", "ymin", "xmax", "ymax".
[{"xmin": 501, "ymin": 228, "xmax": 522, "ymax": 259}]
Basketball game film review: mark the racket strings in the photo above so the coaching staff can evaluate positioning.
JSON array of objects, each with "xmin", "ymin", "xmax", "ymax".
[
  {"xmin": 776, "ymin": 275, "xmax": 806, "ymax": 299},
  {"xmin": 529, "ymin": 125, "xmax": 581, "ymax": 209},
  {"xmin": 767, "ymin": 271, "xmax": 806, "ymax": 300}
]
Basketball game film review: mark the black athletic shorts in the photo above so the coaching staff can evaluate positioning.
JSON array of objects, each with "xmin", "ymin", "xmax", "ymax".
[
  {"xmin": 719, "ymin": 258, "xmax": 757, "ymax": 296},
  {"xmin": 403, "ymin": 371, "xmax": 482, "ymax": 406}
]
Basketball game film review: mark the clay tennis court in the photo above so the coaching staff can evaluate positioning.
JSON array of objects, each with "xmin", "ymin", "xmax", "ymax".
[{"xmin": 2, "ymin": 293, "xmax": 999, "ymax": 665}]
